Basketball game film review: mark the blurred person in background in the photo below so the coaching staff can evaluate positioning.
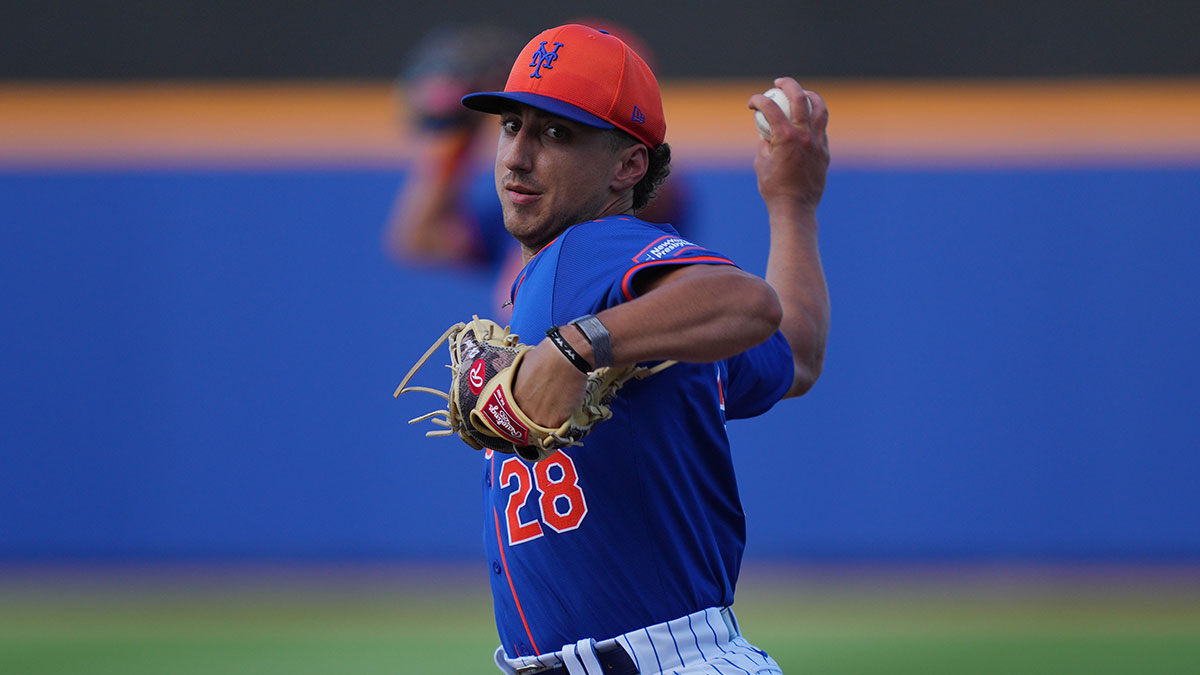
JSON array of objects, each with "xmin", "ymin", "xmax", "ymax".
[{"xmin": 383, "ymin": 21, "xmax": 692, "ymax": 320}]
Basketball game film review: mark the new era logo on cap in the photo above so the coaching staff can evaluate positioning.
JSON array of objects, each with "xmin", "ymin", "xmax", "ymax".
[{"xmin": 462, "ymin": 24, "xmax": 666, "ymax": 148}]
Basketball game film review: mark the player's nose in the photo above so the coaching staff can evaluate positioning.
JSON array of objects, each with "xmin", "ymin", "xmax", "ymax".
[{"xmin": 500, "ymin": 128, "xmax": 535, "ymax": 174}]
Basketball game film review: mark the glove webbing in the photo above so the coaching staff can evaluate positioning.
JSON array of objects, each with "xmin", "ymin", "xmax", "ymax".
[
  {"xmin": 394, "ymin": 317, "xmax": 524, "ymax": 438},
  {"xmin": 392, "ymin": 321, "xmax": 465, "ymax": 436}
]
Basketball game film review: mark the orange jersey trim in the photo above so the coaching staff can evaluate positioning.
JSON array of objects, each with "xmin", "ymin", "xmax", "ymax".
[
  {"xmin": 620, "ymin": 255, "xmax": 735, "ymax": 301},
  {"xmin": 493, "ymin": 505, "xmax": 541, "ymax": 655}
]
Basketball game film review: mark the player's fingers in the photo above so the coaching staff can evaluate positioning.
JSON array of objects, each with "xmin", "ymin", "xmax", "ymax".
[
  {"xmin": 805, "ymin": 90, "xmax": 829, "ymax": 133},
  {"xmin": 772, "ymin": 77, "xmax": 813, "ymax": 124},
  {"xmin": 747, "ymin": 92, "xmax": 790, "ymax": 131}
]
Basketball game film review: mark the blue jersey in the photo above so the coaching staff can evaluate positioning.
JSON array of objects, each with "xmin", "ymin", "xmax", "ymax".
[{"xmin": 482, "ymin": 215, "xmax": 793, "ymax": 659}]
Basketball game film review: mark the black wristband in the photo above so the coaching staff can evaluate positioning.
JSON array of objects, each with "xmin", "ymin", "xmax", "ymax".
[{"xmin": 546, "ymin": 326, "xmax": 592, "ymax": 374}]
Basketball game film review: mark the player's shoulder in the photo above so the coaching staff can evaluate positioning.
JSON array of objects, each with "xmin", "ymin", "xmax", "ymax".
[
  {"xmin": 558, "ymin": 215, "xmax": 687, "ymax": 257},
  {"xmin": 565, "ymin": 214, "xmax": 673, "ymax": 236}
]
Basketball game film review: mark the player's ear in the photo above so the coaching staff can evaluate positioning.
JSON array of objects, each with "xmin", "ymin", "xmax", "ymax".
[{"xmin": 611, "ymin": 143, "xmax": 649, "ymax": 192}]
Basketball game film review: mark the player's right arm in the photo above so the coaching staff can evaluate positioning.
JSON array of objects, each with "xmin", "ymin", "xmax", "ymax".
[{"xmin": 748, "ymin": 77, "xmax": 832, "ymax": 399}]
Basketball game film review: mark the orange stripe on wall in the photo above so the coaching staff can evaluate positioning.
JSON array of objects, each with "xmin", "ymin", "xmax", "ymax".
[
  {"xmin": 0, "ymin": 82, "xmax": 405, "ymax": 166},
  {"xmin": 668, "ymin": 79, "xmax": 1200, "ymax": 165},
  {"xmin": 1, "ymin": 79, "xmax": 1198, "ymax": 166}
]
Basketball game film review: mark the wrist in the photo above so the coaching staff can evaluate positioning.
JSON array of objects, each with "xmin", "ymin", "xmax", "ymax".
[
  {"xmin": 545, "ymin": 326, "xmax": 593, "ymax": 374},
  {"xmin": 763, "ymin": 195, "xmax": 819, "ymax": 222},
  {"xmin": 568, "ymin": 314, "xmax": 613, "ymax": 368}
]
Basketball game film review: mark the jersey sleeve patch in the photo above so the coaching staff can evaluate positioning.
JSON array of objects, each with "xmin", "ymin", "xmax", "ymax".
[{"xmin": 631, "ymin": 236, "xmax": 704, "ymax": 263}]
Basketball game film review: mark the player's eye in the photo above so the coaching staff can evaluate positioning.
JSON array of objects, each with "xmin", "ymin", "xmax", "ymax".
[
  {"xmin": 545, "ymin": 125, "xmax": 570, "ymax": 141},
  {"xmin": 500, "ymin": 118, "xmax": 521, "ymax": 135}
]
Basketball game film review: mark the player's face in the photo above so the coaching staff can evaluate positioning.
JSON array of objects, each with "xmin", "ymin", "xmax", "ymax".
[{"xmin": 495, "ymin": 105, "xmax": 627, "ymax": 253}]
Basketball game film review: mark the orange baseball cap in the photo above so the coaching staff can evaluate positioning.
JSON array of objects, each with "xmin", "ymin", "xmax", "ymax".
[{"xmin": 462, "ymin": 24, "xmax": 666, "ymax": 148}]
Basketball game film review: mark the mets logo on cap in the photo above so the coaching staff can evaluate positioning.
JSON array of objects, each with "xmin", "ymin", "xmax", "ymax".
[{"xmin": 529, "ymin": 41, "xmax": 563, "ymax": 78}]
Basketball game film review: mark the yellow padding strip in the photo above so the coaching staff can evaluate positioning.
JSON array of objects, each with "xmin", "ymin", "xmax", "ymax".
[{"xmin": 1, "ymin": 79, "xmax": 1198, "ymax": 166}]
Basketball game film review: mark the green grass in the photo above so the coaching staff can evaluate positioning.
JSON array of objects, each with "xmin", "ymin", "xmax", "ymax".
[
  {"xmin": 2, "ymin": 565, "xmax": 1198, "ymax": 674},
  {"xmin": 736, "ymin": 573, "xmax": 1200, "ymax": 675}
]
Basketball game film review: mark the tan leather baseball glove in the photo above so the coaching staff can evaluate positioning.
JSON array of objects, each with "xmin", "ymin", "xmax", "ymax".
[{"xmin": 394, "ymin": 316, "xmax": 671, "ymax": 463}]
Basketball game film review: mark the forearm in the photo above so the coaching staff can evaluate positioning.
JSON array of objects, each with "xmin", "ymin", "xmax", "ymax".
[
  {"xmin": 765, "ymin": 200, "xmax": 830, "ymax": 397},
  {"xmin": 566, "ymin": 265, "xmax": 783, "ymax": 368}
]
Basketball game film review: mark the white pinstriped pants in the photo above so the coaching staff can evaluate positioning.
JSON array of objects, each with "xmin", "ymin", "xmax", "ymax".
[{"xmin": 494, "ymin": 606, "xmax": 784, "ymax": 675}]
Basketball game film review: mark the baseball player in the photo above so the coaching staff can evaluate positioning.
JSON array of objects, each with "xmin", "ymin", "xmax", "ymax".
[{"xmin": 457, "ymin": 24, "xmax": 830, "ymax": 674}]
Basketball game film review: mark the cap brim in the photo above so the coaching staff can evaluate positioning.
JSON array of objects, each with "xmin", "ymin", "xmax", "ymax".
[{"xmin": 462, "ymin": 91, "xmax": 614, "ymax": 130}]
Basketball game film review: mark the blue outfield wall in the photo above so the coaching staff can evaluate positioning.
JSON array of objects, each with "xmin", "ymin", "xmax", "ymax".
[{"xmin": 1, "ymin": 165, "xmax": 1197, "ymax": 561}]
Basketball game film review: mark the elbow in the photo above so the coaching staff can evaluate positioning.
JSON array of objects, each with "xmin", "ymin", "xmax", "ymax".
[
  {"xmin": 763, "ymin": 288, "xmax": 785, "ymax": 341},
  {"xmin": 784, "ymin": 338, "xmax": 826, "ymax": 398},
  {"xmin": 382, "ymin": 213, "xmax": 431, "ymax": 263},
  {"xmin": 748, "ymin": 281, "xmax": 784, "ymax": 345},
  {"xmin": 787, "ymin": 358, "xmax": 822, "ymax": 398},
  {"xmin": 390, "ymin": 217, "xmax": 440, "ymax": 259},
  {"xmin": 384, "ymin": 214, "xmax": 480, "ymax": 266},
  {"xmin": 383, "ymin": 226, "xmax": 420, "ymax": 263},
  {"xmin": 708, "ymin": 271, "xmax": 780, "ymax": 349},
  {"xmin": 779, "ymin": 296, "xmax": 830, "ymax": 399}
]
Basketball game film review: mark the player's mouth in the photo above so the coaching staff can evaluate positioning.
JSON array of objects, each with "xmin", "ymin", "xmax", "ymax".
[{"xmin": 504, "ymin": 182, "xmax": 542, "ymax": 206}]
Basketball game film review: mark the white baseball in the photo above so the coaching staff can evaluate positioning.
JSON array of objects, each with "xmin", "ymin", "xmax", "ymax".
[{"xmin": 755, "ymin": 86, "xmax": 813, "ymax": 140}]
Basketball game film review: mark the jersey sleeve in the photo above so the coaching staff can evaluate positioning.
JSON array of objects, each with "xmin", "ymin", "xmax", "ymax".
[
  {"xmin": 540, "ymin": 217, "xmax": 737, "ymax": 323},
  {"xmin": 722, "ymin": 331, "xmax": 794, "ymax": 419}
]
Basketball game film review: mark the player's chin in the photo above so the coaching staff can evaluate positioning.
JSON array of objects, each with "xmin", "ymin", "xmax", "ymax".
[
  {"xmin": 501, "ymin": 208, "xmax": 543, "ymax": 240},
  {"xmin": 504, "ymin": 196, "xmax": 549, "ymax": 222}
]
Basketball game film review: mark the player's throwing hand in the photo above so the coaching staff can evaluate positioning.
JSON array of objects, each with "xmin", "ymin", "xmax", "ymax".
[{"xmin": 749, "ymin": 77, "xmax": 830, "ymax": 214}]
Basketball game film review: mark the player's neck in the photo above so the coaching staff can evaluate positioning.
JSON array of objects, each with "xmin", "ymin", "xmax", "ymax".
[
  {"xmin": 596, "ymin": 192, "xmax": 636, "ymax": 221},
  {"xmin": 518, "ymin": 198, "xmax": 636, "ymax": 262}
]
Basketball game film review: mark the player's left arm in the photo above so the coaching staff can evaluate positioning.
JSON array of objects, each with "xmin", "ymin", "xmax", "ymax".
[
  {"xmin": 749, "ymin": 77, "xmax": 832, "ymax": 398},
  {"xmin": 512, "ymin": 262, "xmax": 784, "ymax": 427}
]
